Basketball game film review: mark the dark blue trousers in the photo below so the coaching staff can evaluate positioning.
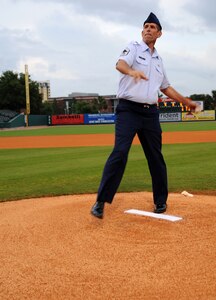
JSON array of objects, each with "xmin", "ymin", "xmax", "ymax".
[{"xmin": 97, "ymin": 99, "xmax": 168, "ymax": 205}]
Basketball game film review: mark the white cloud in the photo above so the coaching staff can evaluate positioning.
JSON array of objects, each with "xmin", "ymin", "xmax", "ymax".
[
  {"xmin": 18, "ymin": 57, "xmax": 79, "ymax": 80},
  {"xmin": 0, "ymin": 0, "xmax": 215, "ymax": 97},
  {"xmin": 184, "ymin": 0, "xmax": 216, "ymax": 29}
]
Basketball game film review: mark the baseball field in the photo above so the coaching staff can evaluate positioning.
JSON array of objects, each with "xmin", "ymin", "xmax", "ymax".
[{"xmin": 0, "ymin": 121, "xmax": 216, "ymax": 299}]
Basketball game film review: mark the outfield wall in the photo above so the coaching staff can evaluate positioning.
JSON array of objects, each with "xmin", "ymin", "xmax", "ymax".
[
  {"xmin": 0, "ymin": 110, "xmax": 215, "ymax": 129},
  {"xmin": 0, "ymin": 115, "xmax": 49, "ymax": 128},
  {"xmin": 49, "ymin": 110, "xmax": 215, "ymax": 125}
]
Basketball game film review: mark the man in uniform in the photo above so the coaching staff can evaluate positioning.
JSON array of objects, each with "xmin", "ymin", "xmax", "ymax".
[{"xmin": 91, "ymin": 12, "xmax": 198, "ymax": 219}]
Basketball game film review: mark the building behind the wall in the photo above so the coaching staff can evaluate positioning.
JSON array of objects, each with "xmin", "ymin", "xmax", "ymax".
[
  {"xmin": 38, "ymin": 81, "xmax": 51, "ymax": 102},
  {"xmin": 48, "ymin": 93, "xmax": 117, "ymax": 114},
  {"xmin": 48, "ymin": 93, "xmax": 199, "ymax": 114}
]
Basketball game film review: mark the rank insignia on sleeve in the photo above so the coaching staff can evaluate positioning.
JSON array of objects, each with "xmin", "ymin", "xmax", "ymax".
[{"xmin": 120, "ymin": 47, "xmax": 130, "ymax": 56}]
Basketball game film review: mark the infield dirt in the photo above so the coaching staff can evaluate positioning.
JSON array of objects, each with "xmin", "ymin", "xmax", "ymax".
[
  {"xmin": 0, "ymin": 192, "xmax": 216, "ymax": 299},
  {"xmin": 0, "ymin": 130, "xmax": 216, "ymax": 149}
]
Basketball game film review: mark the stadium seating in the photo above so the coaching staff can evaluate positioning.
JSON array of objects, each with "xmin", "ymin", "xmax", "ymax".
[{"xmin": 0, "ymin": 110, "xmax": 18, "ymax": 122}]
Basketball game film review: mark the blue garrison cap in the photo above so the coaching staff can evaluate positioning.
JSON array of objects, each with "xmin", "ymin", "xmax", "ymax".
[{"xmin": 143, "ymin": 12, "xmax": 162, "ymax": 30}]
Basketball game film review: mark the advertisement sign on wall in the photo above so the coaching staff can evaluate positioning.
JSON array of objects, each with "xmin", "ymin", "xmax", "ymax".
[
  {"xmin": 84, "ymin": 114, "xmax": 116, "ymax": 124},
  {"xmin": 52, "ymin": 114, "xmax": 84, "ymax": 125},
  {"xmin": 50, "ymin": 110, "xmax": 215, "ymax": 126},
  {"xmin": 182, "ymin": 110, "xmax": 215, "ymax": 121},
  {"xmin": 159, "ymin": 112, "xmax": 181, "ymax": 122}
]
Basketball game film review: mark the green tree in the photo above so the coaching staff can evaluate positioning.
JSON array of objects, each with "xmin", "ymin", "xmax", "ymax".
[
  {"xmin": 0, "ymin": 71, "xmax": 25, "ymax": 111},
  {"xmin": 49, "ymin": 99, "xmax": 66, "ymax": 115},
  {"xmin": 71, "ymin": 97, "xmax": 108, "ymax": 114},
  {"xmin": 211, "ymin": 90, "xmax": 216, "ymax": 109},
  {"xmin": 69, "ymin": 98, "xmax": 75, "ymax": 114},
  {"xmin": 0, "ymin": 70, "xmax": 42, "ymax": 114},
  {"xmin": 73, "ymin": 101, "xmax": 95, "ymax": 114},
  {"xmin": 93, "ymin": 96, "xmax": 108, "ymax": 113},
  {"xmin": 41, "ymin": 101, "xmax": 54, "ymax": 115}
]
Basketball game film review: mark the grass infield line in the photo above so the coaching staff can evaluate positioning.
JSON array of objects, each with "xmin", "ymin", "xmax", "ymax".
[{"xmin": 0, "ymin": 121, "xmax": 215, "ymax": 137}]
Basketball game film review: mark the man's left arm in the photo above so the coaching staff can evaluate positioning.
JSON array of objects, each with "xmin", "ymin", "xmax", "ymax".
[{"xmin": 161, "ymin": 86, "xmax": 198, "ymax": 110}]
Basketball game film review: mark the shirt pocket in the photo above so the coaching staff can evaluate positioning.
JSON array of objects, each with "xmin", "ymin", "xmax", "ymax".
[{"xmin": 134, "ymin": 56, "xmax": 148, "ymax": 72}]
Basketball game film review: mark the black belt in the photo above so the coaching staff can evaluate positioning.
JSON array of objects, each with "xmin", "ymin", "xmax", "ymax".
[{"xmin": 119, "ymin": 98, "xmax": 157, "ymax": 108}]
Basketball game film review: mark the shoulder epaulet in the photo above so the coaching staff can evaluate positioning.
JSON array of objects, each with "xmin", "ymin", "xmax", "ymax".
[
  {"xmin": 132, "ymin": 41, "xmax": 140, "ymax": 46},
  {"xmin": 119, "ymin": 41, "xmax": 140, "ymax": 57}
]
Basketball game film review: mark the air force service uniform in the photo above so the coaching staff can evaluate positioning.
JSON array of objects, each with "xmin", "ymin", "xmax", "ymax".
[
  {"xmin": 96, "ymin": 27, "xmax": 169, "ymax": 208},
  {"xmin": 117, "ymin": 40, "xmax": 170, "ymax": 103}
]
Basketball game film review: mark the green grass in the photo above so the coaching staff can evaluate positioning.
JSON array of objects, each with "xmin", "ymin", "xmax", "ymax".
[
  {"xmin": 0, "ymin": 121, "xmax": 215, "ymax": 136},
  {"xmin": 0, "ymin": 143, "xmax": 215, "ymax": 201},
  {"xmin": 0, "ymin": 124, "xmax": 115, "ymax": 136},
  {"xmin": 161, "ymin": 121, "xmax": 216, "ymax": 132}
]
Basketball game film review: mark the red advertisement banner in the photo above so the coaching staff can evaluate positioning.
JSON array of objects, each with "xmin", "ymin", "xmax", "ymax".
[{"xmin": 52, "ymin": 114, "xmax": 84, "ymax": 125}]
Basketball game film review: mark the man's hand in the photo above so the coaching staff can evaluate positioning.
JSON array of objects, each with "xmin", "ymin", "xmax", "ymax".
[
  {"xmin": 116, "ymin": 60, "xmax": 148, "ymax": 81},
  {"xmin": 161, "ymin": 87, "xmax": 202, "ymax": 112},
  {"xmin": 185, "ymin": 99, "xmax": 201, "ymax": 112},
  {"xmin": 128, "ymin": 69, "xmax": 148, "ymax": 81}
]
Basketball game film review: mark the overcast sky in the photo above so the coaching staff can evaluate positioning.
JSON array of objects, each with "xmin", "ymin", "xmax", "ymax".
[{"xmin": 1, "ymin": 0, "xmax": 216, "ymax": 97}]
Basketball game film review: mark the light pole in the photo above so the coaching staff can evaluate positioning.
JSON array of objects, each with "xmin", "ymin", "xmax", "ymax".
[{"xmin": 25, "ymin": 65, "xmax": 30, "ymax": 126}]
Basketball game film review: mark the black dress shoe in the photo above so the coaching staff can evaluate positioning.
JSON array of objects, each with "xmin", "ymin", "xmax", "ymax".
[
  {"xmin": 91, "ymin": 201, "xmax": 104, "ymax": 219},
  {"xmin": 154, "ymin": 204, "xmax": 167, "ymax": 214}
]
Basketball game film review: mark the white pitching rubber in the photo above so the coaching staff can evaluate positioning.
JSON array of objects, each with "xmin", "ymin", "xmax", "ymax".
[{"xmin": 124, "ymin": 209, "xmax": 182, "ymax": 222}]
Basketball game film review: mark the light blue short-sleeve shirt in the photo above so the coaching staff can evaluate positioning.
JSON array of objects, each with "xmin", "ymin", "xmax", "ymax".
[{"xmin": 116, "ymin": 40, "xmax": 170, "ymax": 104}]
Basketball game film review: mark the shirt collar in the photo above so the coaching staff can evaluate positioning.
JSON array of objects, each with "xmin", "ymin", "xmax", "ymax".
[{"xmin": 140, "ymin": 40, "xmax": 159, "ymax": 58}]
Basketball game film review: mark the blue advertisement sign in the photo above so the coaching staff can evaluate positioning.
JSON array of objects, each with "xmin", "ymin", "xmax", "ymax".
[{"xmin": 84, "ymin": 114, "xmax": 116, "ymax": 124}]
